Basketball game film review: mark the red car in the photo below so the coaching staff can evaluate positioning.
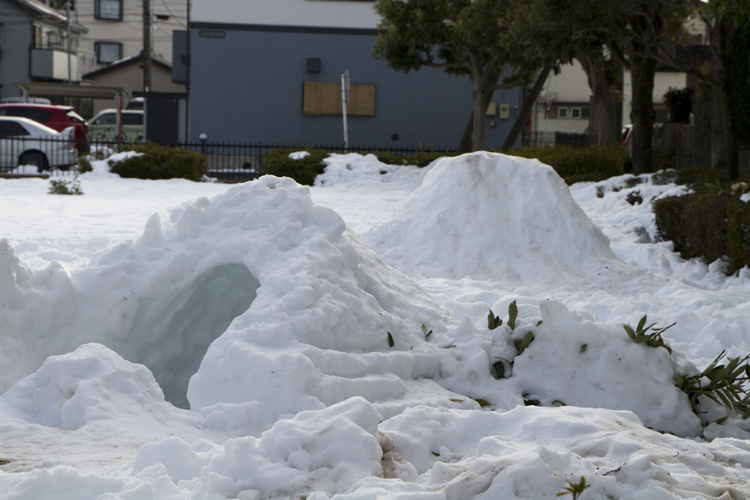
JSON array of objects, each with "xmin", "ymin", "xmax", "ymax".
[{"xmin": 0, "ymin": 103, "xmax": 89, "ymax": 153}]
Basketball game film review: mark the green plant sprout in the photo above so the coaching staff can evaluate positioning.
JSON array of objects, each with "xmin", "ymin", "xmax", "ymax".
[
  {"xmin": 487, "ymin": 310, "xmax": 503, "ymax": 330},
  {"xmin": 422, "ymin": 324, "xmax": 433, "ymax": 340},
  {"xmin": 557, "ymin": 477, "xmax": 590, "ymax": 499},
  {"xmin": 508, "ymin": 300, "xmax": 518, "ymax": 331},
  {"xmin": 48, "ymin": 174, "xmax": 83, "ymax": 195},
  {"xmin": 515, "ymin": 331, "xmax": 535, "ymax": 356},
  {"xmin": 387, "ymin": 332, "xmax": 394, "ymax": 348},
  {"xmin": 675, "ymin": 350, "xmax": 750, "ymax": 420},
  {"xmin": 623, "ymin": 315, "xmax": 674, "ymax": 353}
]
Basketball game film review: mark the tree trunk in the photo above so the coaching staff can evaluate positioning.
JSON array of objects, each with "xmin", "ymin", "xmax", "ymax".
[
  {"xmin": 578, "ymin": 55, "xmax": 618, "ymax": 145},
  {"xmin": 717, "ymin": 11, "xmax": 739, "ymax": 179},
  {"xmin": 629, "ymin": 56, "xmax": 657, "ymax": 174},
  {"xmin": 501, "ymin": 65, "xmax": 552, "ymax": 151},
  {"xmin": 471, "ymin": 82, "xmax": 488, "ymax": 151},
  {"xmin": 710, "ymin": 66, "xmax": 727, "ymax": 170}
]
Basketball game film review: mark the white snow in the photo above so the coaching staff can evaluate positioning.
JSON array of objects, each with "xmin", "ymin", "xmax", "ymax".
[{"xmin": 1, "ymin": 151, "xmax": 749, "ymax": 499}]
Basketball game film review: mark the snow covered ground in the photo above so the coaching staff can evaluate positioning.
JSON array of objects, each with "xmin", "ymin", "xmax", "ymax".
[{"xmin": 1, "ymin": 152, "xmax": 749, "ymax": 499}]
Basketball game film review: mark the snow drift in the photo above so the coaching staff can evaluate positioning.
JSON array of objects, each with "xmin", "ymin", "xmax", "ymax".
[{"xmin": 364, "ymin": 151, "xmax": 629, "ymax": 286}]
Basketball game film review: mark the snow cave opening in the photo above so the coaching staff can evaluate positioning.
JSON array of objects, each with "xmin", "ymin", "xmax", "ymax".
[{"xmin": 129, "ymin": 264, "xmax": 259, "ymax": 409}]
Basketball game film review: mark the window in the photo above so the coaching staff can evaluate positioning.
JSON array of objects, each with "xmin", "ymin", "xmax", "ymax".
[
  {"xmin": 122, "ymin": 113, "xmax": 143, "ymax": 125},
  {"xmin": 95, "ymin": 0, "xmax": 122, "ymax": 20},
  {"xmin": 571, "ymin": 107, "xmax": 582, "ymax": 119},
  {"xmin": 0, "ymin": 121, "xmax": 31, "ymax": 138},
  {"xmin": 302, "ymin": 82, "xmax": 375, "ymax": 117},
  {"xmin": 93, "ymin": 112, "xmax": 116, "ymax": 126},
  {"xmin": 557, "ymin": 107, "xmax": 569, "ymax": 119},
  {"xmin": 95, "ymin": 41, "xmax": 122, "ymax": 63}
]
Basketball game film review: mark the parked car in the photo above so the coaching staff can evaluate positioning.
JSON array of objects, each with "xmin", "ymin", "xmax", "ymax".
[
  {"xmin": 87, "ymin": 109, "xmax": 144, "ymax": 143},
  {"xmin": 0, "ymin": 103, "xmax": 89, "ymax": 153},
  {"xmin": 0, "ymin": 117, "xmax": 77, "ymax": 172},
  {"xmin": 126, "ymin": 97, "xmax": 144, "ymax": 110}
]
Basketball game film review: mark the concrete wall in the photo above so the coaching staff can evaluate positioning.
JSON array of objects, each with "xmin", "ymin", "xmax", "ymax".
[
  {"xmin": 187, "ymin": 24, "xmax": 522, "ymax": 149},
  {"xmin": 0, "ymin": 0, "xmax": 32, "ymax": 100}
]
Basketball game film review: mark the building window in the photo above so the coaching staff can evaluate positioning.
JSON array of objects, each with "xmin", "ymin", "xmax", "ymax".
[
  {"xmin": 95, "ymin": 0, "xmax": 122, "ymax": 20},
  {"xmin": 571, "ymin": 107, "xmax": 582, "ymax": 119},
  {"xmin": 557, "ymin": 107, "xmax": 569, "ymax": 119},
  {"xmin": 95, "ymin": 41, "xmax": 122, "ymax": 63},
  {"xmin": 303, "ymin": 82, "xmax": 375, "ymax": 117}
]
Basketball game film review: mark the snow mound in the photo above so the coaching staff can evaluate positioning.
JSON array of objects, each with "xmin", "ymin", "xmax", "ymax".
[
  {"xmin": 0, "ymin": 176, "xmax": 468, "ymax": 417},
  {"xmin": 364, "ymin": 152, "xmax": 624, "ymax": 285},
  {"xmin": 0, "ymin": 344, "xmax": 165, "ymax": 430}
]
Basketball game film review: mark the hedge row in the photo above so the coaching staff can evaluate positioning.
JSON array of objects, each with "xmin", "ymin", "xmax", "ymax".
[
  {"xmin": 109, "ymin": 142, "xmax": 207, "ymax": 181},
  {"xmin": 506, "ymin": 143, "xmax": 630, "ymax": 184},
  {"xmin": 654, "ymin": 191, "xmax": 750, "ymax": 274},
  {"xmin": 261, "ymin": 143, "xmax": 630, "ymax": 186}
]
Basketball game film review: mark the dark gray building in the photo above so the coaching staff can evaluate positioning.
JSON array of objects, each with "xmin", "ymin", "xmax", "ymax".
[
  {"xmin": 0, "ymin": 0, "xmax": 87, "ymax": 101},
  {"xmin": 175, "ymin": 1, "xmax": 522, "ymax": 150}
]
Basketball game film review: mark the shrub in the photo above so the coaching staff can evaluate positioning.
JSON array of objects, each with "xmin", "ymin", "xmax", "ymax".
[
  {"xmin": 652, "ymin": 167, "xmax": 727, "ymax": 188},
  {"xmin": 262, "ymin": 147, "xmax": 329, "ymax": 186},
  {"xmin": 48, "ymin": 174, "xmax": 83, "ymax": 195},
  {"xmin": 77, "ymin": 155, "xmax": 92, "ymax": 173},
  {"xmin": 663, "ymin": 87, "xmax": 694, "ymax": 123},
  {"xmin": 109, "ymin": 142, "xmax": 207, "ymax": 181},
  {"xmin": 506, "ymin": 143, "xmax": 628, "ymax": 184},
  {"xmin": 654, "ymin": 190, "xmax": 750, "ymax": 274},
  {"xmin": 373, "ymin": 146, "xmax": 457, "ymax": 168}
]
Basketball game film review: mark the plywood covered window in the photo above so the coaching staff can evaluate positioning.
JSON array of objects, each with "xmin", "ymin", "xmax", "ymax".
[{"xmin": 303, "ymin": 82, "xmax": 375, "ymax": 117}]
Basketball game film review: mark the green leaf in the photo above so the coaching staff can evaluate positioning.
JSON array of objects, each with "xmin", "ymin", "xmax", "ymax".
[
  {"xmin": 537, "ymin": 320, "xmax": 543, "ymax": 327},
  {"xmin": 473, "ymin": 398, "xmax": 493, "ymax": 407},
  {"xmin": 623, "ymin": 325, "xmax": 636, "ymax": 340},
  {"xmin": 637, "ymin": 315, "xmax": 648, "ymax": 332},
  {"xmin": 449, "ymin": 398, "xmax": 464, "ymax": 403},
  {"xmin": 516, "ymin": 331, "xmax": 535, "ymax": 356},
  {"xmin": 425, "ymin": 330, "xmax": 433, "ymax": 341},
  {"xmin": 421, "ymin": 324, "xmax": 427, "ymax": 333},
  {"xmin": 715, "ymin": 416, "xmax": 728, "ymax": 425},
  {"xmin": 441, "ymin": 344, "xmax": 456, "ymax": 349},
  {"xmin": 492, "ymin": 361, "xmax": 505, "ymax": 379},
  {"xmin": 508, "ymin": 300, "xmax": 518, "ymax": 331},
  {"xmin": 432, "ymin": 451, "xmax": 440, "ymax": 457},
  {"xmin": 579, "ymin": 344, "xmax": 587, "ymax": 353},
  {"xmin": 387, "ymin": 331, "xmax": 394, "ymax": 348}
]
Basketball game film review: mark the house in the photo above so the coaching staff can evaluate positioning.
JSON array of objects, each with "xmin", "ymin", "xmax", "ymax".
[
  {"xmin": 0, "ymin": 0, "xmax": 88, "ymax": 100},
  {"xmin": 173, "ymin": 0, "xmax": 522, "ymax": 148},
  {"xmin": 83, "ymin": 53, "xmax": 185, "ymax": 113},
  {"xmin": 530, "ymin": 17, "xmax": 709, "ymax": 145},
  {"xmin": 62, "ymin": 0, "xmax": 187, "ymax": 69}
]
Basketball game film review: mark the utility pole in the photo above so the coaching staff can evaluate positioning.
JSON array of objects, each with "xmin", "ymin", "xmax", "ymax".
[
  {"xmin": 65, "ymin": 1, "xmax": 71, "ymax": 84},
  {"xmin": 143, "ymin": 0, "xmax": 152, "ymax": 92}
]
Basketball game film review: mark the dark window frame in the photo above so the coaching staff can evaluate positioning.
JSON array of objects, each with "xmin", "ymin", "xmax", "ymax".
[
  {"xmin": 94, "ymin": 41, "xmax": 122, "ymax": 64},
  {"xmin": 95, "ymin": 0, "xmax": 123, "ymax": 21}
]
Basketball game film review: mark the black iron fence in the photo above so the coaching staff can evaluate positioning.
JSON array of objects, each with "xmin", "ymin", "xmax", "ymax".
[
  {"xmin": 2, "ymin": 138, "xmax": 453, "ymax": 181},
  {"xmin": 522, "ymin": 131, "xmax": 591, "ymax": 149}
]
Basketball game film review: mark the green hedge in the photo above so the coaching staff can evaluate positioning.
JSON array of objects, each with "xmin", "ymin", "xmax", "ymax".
[
  {"xmin": 506, "ymin": 143, "xmax": 629, "ymax": 184},
  {"xmin": 109, "ymin": 142, "xmax": 207, "ymax": 181},
  {"xmin": 373, "ymin": 147, "xmax": 457, "ymax": 168},
  {"xmin": 654, "ymin": 191, "xmax": 750, "ymax": 274},
  {"xmin": 261, "ymin": 147, "xmax": 329, "ymax": 186}
]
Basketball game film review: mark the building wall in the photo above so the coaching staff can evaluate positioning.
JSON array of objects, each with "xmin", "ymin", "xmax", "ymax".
[
  {"xmin": 187, "ymin": 24, "xmax": 522, "ymax": 149},
  {"xmin": 0, "ymin": 0, "xmax": 33, "ymax": 100},
  {"xmin": 73, "ymin": 0, "xmax": 187, "ymax": 68},
  {"xmin": 87, "ymin": 63, "xmax": 185, "ymax": 113},
  {"xmin": 192, "ymin": 0, "xmax": 379, "ymax": 29}
]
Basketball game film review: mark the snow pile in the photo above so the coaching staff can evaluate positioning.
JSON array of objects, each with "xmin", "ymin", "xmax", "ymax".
[
  {"xmin": 364, "ymin": 151, "xmax": 626, "ymax": 285},
  {"xmin": 2, "ymin": 153, "xmax": 750, "ymax": 498},
  {"xmin": 0, "ymin": 344, "xmax": 166, "ymax": 430}
]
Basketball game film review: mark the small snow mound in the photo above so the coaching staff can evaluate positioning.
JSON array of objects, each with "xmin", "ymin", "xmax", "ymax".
[
  {"xmin": 0, "ymin": 344, "xmax": 165, "ymax": 430},
  {"xmin": 364, "ymin": 152, "xmax": 622, "ymax": 285}
]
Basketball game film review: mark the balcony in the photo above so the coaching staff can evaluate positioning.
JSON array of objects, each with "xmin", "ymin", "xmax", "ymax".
[{"xmin": 31, "ymin": 48, "xmax": 79, "ymax": 82}]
